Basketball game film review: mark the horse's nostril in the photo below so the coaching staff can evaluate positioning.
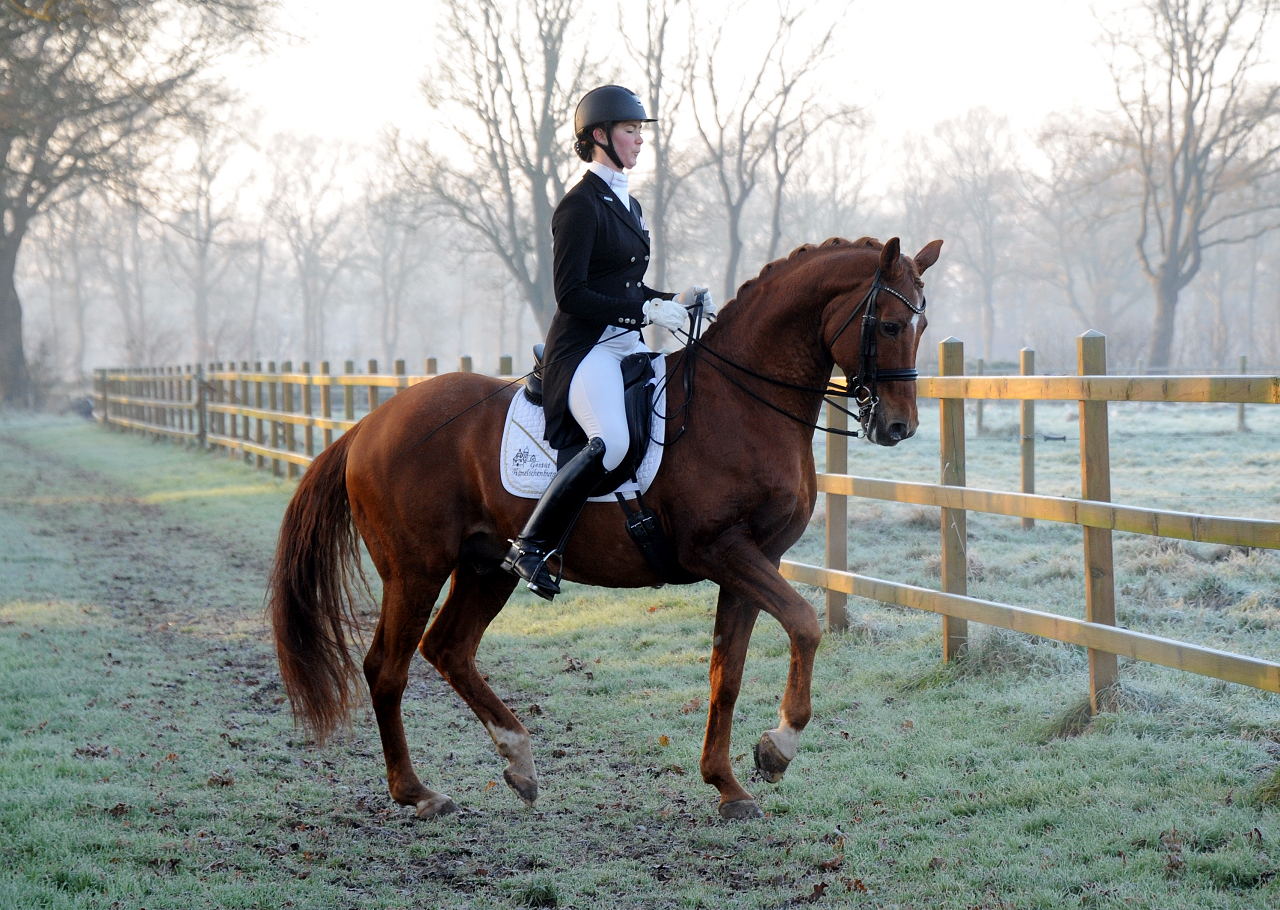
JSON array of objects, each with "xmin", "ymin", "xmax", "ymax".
[{"xmin": 887, "ymin": 422, "xmax": 908, "ymax": 442}]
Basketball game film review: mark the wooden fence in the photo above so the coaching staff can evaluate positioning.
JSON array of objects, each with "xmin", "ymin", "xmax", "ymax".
[{"xmin": 96, "ymin": 333, "xmax": 1280, "ymax": 711}]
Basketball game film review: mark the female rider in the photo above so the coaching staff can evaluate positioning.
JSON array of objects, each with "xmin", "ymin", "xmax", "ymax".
[{"xmin": 502, "ymin": 84, "xmax": 714, "ymax": 599}]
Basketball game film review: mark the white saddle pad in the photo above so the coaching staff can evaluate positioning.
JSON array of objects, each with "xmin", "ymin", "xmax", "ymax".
[{"xmin": 500, "ymin": 355, "xmax": 667, "ymax": 502}]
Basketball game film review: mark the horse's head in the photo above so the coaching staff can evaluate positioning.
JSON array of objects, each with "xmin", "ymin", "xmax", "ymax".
[{"xmin": 823, "ymin": 237, "xmax": 942, "ymax": 446}]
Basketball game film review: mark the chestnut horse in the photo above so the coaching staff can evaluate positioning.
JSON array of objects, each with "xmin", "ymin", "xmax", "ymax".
[{"xmin": 270, "ymin": 236, "xmax": 941, "ymax": 820}]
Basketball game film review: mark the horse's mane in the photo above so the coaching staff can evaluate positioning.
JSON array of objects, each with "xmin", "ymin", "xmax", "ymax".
[{"xmin": 715, "ymin": 237, "xmax": 924, "ymax": 325}]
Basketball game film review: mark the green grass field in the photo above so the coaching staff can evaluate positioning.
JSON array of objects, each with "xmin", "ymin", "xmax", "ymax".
[{"xmin": 1, "ymin": 406, "xmax": 1278, "ymax": 909}]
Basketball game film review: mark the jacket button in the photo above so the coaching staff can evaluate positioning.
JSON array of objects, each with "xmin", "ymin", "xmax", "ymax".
[
  {"xmin": 625, "ymin": 281, "xmax": 631, "ymax": 287},
  {"xmin": 645, "ymin": 255, "xmax": 650, "ymax": 261},
  {"xmin": 630, "ymin": 256, "xmax": 636, "ymax": 262}
]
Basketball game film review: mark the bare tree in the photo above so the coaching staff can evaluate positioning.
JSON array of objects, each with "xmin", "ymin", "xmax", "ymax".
[
  {"xmin": 400, "ymin": 0, "xmax": 592, "ymax": 333},
  {"xmin": 362, "ymin": 178, "xmax": 433, "ymax": 366},
  {"xmin": 1028, "ymin": 116, "xmax": 1144, "ymax": 336},
  {"xmin": 622, "ymin": 0, "xmax": 699, "ymax": 293},
  {"xmin": 0, "ymin": 0, "xmax": 270, "ymax": 403},
  {"xmin": 267, "ymin": 136, "xmax": 354, "ymax": 362},
  {"xmin": 688, "ymin": 1, "xmax": 845, "ymax": 302},
  {"xmin": 929, "ymin": 108, "xmax": 1021, "ymax": 360},
  {"xmin": 1103, "ymin": 0, "xmax": 1280, "ymax": 371},
  {"xmin": 159, "ymin": 109, "xmax": 247, "ymax": 365}
]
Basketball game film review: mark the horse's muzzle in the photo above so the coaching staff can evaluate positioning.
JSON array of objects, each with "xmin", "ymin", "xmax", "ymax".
[{"xmin": 870, "ymin": 419, "xmax": 914, "ymax": 447}]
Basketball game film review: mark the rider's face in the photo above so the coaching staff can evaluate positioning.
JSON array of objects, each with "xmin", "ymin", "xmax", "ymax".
[{"xmin": 593, "ymin": 121, "xmax": 644, "ymax": 171}]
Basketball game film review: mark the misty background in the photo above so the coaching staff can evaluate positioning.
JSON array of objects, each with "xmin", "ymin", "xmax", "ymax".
[{"xmin": 7, "ymin": 0, "xmax": 1280, "ymax": 407}]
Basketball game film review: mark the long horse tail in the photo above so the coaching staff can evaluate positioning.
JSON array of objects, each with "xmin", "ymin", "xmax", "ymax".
[{"xmin": 269, "ymin": 426, "xmax": 368, "ymax": 744}]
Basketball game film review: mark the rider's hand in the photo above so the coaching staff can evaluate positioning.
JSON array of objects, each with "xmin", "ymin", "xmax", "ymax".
[
  {"xmin": 643, "ymin": 297, "xmax": 688, "ymax": 332},
  {"xmin": 678, "ymin": 285, "xmax": 716, "ymax": 318}
]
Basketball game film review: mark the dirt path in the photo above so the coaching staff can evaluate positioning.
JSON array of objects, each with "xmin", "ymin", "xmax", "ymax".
[{"xmin": 3, "ymin": 416, "xmax": 1278, "ymax": 910}]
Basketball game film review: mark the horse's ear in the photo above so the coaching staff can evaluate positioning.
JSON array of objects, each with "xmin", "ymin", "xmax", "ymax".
[
  {"xmin": 914, "ymin": 240, "xmax": 943, "ymax": 274},
  {"xmin": 879, "ymin": 237, "xmax": 902, "ymax": 277}
]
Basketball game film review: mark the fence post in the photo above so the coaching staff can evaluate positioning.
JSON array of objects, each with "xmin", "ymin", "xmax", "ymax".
[
  {"xmin": 1020, "ymin": 348, "xmax": 1035, "ymax": 530},
  {"xmin": 269, "ymin": 362, "xmax": 282, "ymax": 477},
  {"xmin": 1079, "ymin": 330, "xmax": 1117, "ymax": 711},
  {"xmin": 427, "ymin": 357, "xmax": 438, "ymax": 376},
  {"xmin": 241, "ymin": 362, "xmax": 252, "ymax": 465},
  {"xmin": 460, "ymin": 355, "xmax": 472, "ymax": 373},
  {"xmin": 825, "ymin": 376, "xmax": 848, "ymax": 633},
  {"xmin": 939, "ymin": 337, "xmax": 968, "ymax": 662},
  {"xmin": 394, "ymin": 359, "xmax": 406, "ymax": 393},
  {"xmin": 1238, "ymin": 355, "xmax": 1248, "ymax": 432},
  {"xmin": 254, "ymin": 361, "xmax": 265, "ymax": 470},
  {"xmin": 367, "ymin": 359, "xmax": 379, "ymax": 413},
  {"xmin": 282, "ymin": 360, "xmax": 297, "ymax": 479},
  {"xmin": 321, "ymin": 361, "xmax": 333, "ymax": 450},
  {"xmin": 196, "ymin": 364, "xmax": 207, "ymax": 448},
  {"xmin": 975, "ymin": 357, "xmax": 985, "ymax": 436},
  {"xmin": 303, "ymin": 361, "xmax": 315, "ymax": 462},
  {"xmin": 343, "ymin": 360, "xmax": 355, "ymax": 427},
  {"xmin": 499, "ymin": 354, "xmax": 513, "ymax": 376},
  {"xmin": 97, "ymin": 369, "xmax": 109, "ymax": 427},
  {"xmin": 213, "ymin": 362, "xmax": 224, "ymax": 452}
]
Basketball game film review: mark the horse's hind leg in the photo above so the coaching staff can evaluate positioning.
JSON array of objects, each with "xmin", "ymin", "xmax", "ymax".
[
  {"xmin": 419, "ymin": 568, "xmax": 536, "ymax": 806},
  {"xmin": 364, "ymin": 573, "xmax": 458, "ymax": 819}
]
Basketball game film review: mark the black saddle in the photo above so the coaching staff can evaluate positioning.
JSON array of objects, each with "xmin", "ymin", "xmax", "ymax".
[
  {"xmin": 524, "ymin": 343, "xmax": 695, "ymax": 586},
  {"xmin": 524, "ymin": 343, "xmax": 657, "ymax": 496}
]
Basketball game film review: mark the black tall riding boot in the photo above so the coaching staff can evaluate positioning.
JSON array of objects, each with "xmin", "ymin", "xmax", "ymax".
[{"xmin": 501, "ymin": 437, "xmax": 608, "ymax": 600}]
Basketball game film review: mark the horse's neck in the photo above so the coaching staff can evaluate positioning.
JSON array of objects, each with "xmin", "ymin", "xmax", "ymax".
[{"xmin": 707, "ymin": 292, "xmax": 835, "ymax": 400}]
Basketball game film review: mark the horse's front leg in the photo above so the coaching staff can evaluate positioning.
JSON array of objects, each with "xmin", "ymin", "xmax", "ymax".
[
  {"xmin": 701, "ymin": 587, "xmax": 763, "ymax": 819},
  {"xmin": 706, "ymin": 534, "xmax": 823, "ymax": 794}
]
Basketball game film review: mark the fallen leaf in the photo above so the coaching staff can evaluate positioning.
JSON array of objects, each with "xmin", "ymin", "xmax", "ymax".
[
  {"xmin": 928, "ymin": 856, "xmax": 946, "ymax": 870},
  {"xmin": 207, "ymin": 769, "xmax": 235, "ymax": 787},
  {"xmin": 658, "ymin": 735, "xmax": 670, "ymax": 747},
  {"xmin": 842, "ymin": 877, "xmax": 870, "ymax": 893},
  {"xmin": 819, "ymin": 855, "xmax": 843, "ymax": 871},
  {"xmin": 901, "ymin": 719, "xmax": 914, "ymax": 730},
  {"xmin": 528, "ymin": 703, "xmax": 543, "ymax": 716},
  {"xmin": 678, "ymin": 698, "xmax": 701, "ymax": 715},
  {"xmin": 106, "ymin": 803, "xmax": 130, "ymax": 817},
  {"xmin": 485, "ymin": 780, "xmax": 497, "ymax": 791},
  {"xmin": 798, "ymin": 881, "xmax": 828, "ymax": 902}
]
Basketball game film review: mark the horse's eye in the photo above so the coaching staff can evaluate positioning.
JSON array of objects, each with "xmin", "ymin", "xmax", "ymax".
[{"xmin": 881, "ymin": 322, "xmax": 902, "ymax": 338}]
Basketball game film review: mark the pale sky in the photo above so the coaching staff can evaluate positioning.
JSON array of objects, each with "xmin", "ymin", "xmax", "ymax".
[{"xmin": 223, "ymin": 0, "xmax": 1121, "ymax": 159}]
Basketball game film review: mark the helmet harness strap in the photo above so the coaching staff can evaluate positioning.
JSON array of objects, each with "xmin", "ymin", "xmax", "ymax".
[{"xmin": 593, "ymin": 123, "xmax": 625, "ymax": 170}]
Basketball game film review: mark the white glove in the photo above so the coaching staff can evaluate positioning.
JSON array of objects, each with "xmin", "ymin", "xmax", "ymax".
[
  {"xmin": 643, "ymin": 297, "xmax": 688, "ymax": 332},
  {"xmin": 678, "ymin": 285, "xmax": 716, "ymax": 318}
]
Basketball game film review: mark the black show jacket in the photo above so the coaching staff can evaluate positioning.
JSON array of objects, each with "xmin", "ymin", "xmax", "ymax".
[{"xmin": 541, "ymin": 170, "xmax": 674, "ymax": 449}]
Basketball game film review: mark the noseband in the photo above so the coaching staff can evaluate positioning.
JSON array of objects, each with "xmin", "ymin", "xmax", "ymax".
[{"xmin": 827, "ymin": 267, "xmax": 927, "ymax": 436}]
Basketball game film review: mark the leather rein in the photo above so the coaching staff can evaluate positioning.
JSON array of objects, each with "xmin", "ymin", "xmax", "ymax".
[{"xmin": 670, "ymin": 267, "xmax": 926, "ymax": 440}]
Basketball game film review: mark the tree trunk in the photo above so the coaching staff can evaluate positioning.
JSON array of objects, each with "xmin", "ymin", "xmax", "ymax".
[
  {"xmin": 981, "ymin": 274, "xmax": 995, "ymax": 361},
  {"xmin": 1146, "ymin": 272, "xmax": 1180, "ymax": 373},
  {"xmin": 0, "ymin": 235, "xmax": 29, "ymax": 404},
  {"xmin": 723, "ymin": 203, "xmax": 744, "ymax": 305}
]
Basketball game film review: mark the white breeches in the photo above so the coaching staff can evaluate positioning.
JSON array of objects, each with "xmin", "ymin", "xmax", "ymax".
[{"xmin": 568, "ymin": 327, "xmax": 650, "ymax": 472}]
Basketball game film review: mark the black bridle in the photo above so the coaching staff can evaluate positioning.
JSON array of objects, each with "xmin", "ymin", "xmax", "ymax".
[
  {"xmin": 827, "ymin": 266, "xmax": 927, "ymax": 436},
  {"xmin": 663, "ymin": 267, "xmax": 926, "ymax": 441}
]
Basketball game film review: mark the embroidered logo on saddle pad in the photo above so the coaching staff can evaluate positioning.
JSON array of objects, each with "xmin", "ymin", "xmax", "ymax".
[{"xmin": 499, "ymin": 355, "xmax": 667, "ymax": 501}]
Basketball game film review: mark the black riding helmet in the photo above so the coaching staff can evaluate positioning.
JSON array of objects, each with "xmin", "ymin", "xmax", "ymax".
[{"xmin": 574, "ymin": 85, "xmax": 656, "ymax": 169}]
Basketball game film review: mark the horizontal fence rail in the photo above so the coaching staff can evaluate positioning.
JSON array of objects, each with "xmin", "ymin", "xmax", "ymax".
[
  {"xmin": 805, "ymin": 331, "xmax": 1279, "ymax": 713},
  {"xmin": 95, "ymin": 334, "xmax": 1280, "ymax": 711}
]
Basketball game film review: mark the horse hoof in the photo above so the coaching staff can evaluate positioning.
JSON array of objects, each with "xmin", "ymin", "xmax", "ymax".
[
  {"xmin": 415, "ymin": 794, "xmax": 459, "ymax": 819},
  {"xmin": 753, "ymin": 735, "xmax": 790, "ymax": 784},
  {"xmin": 503, "ymin": 768, "xmax": 539, "ymax": 807},
  {"xmin": 718, "ymin": 799, "xmax": 764, "ymax": 820}
]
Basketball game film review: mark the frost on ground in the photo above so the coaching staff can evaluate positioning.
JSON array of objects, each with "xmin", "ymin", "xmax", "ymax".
[{"xmin": 1, "ymin": 413, "xmax": 1278, "ymax": 910}]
